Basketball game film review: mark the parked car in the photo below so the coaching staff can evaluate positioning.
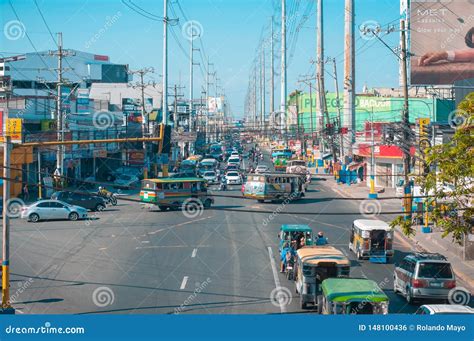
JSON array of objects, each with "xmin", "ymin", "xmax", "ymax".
[
  {"xmin": 202, "ymin": 171, "xmax": 219, "ymax": 184},
  {"xmin": 51, "ymin": 191, "xmax": 106, "ymax": 212},
  {"xmin": 21, "ymin": 200, "xmax": 88, "ymax": 223},
  {"xmin": 415, "ymin": 304, "xmax": 474, "ymax": 315},
  {"xmin": 226, "ymin": 171, "xmax": 242, "ymax": 185},
  {"xmin": 113, "ymin": 174, "xmax": 140, "ymax": 189},
  {"xmin": 394, "ymin": 252, "xmax": 456, "ymax": 304},
  {"xmin": 254, "ymin": 165, "xmax": 269, "ymax": 174}
]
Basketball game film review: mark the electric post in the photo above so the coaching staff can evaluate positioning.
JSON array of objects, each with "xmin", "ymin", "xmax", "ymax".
[
  {"xmin": 1, "ymin": 135, "xmax": 13, "ymax": 314},
  {"xmin": 49, "ymin": 32, "xmax": 74, "ymax": 183},
  {"xmin": 128, "ymin": 67, "xmax": 155, "ymax": 179},
  {"xmin": 280, "ymin": 0, "xmax": 287, "ymax": 141},
  {"xmin": 400, "ymin": 19, "xmax": 412, "ymax": 221}
]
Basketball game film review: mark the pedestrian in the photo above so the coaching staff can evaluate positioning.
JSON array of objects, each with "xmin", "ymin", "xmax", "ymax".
[{"xmin": 23, "ymin": 183, "xmax": 29, "ymax": 201}]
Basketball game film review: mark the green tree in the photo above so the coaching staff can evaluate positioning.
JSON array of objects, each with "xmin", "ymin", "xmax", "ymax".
[{"xmin": 391, "ymin": 94, "xmax": 474, "ymax": 244}]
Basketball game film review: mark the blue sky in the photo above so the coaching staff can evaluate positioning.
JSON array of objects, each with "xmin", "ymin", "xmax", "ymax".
[{"xmin": 1, "ymin": 0, "xmax": 402, "ymax": 117}]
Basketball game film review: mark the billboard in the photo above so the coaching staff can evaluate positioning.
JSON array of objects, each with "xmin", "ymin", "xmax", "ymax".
[
  {"xmin": 410, "ymin": 0, "xmax": 474, "ymax": 85},
  {"xmin": 76, "ymin": 88, "xmax": 90, "ymax": 114}
]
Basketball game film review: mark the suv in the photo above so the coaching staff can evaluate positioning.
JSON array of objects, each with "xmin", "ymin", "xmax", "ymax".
[
  {"xmin": 393, "ymin": 253, "xmax": 456, "ymax": 304},
  {"xmin": 51, "ymin": 191, "xmax": 106, "ymax": 212}
]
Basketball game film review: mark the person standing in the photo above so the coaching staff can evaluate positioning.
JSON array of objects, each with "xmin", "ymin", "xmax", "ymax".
[{"xmin": 23, "ymin": 183, "xmax": 29, "ymax": 201}]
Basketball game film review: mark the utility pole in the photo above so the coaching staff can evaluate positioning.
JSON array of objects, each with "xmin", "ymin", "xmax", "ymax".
[
  {"xmin": 162, "ymin": 0, "xmax": 169, "ymax": 125},
  {"xmin": 270, "ymin": 16, "xmax": 275, "ymax": 116},
  {"xmin": 316, "ymin": 0, "xmax": 326, "ymax": 153},
  {"xmin": 280, "ymin": 0, "xmax": 287, "ymax": 140},
  {"xmin": 331, "ymin": 57, "xmax": 344, "ymax": 160},
  {"xmin": 400, "ymin": 19, "xmax": 412, "ymax": 220},
  {"xmin": 189, "ymin": 23, "xmax": 200, "ymax": 133},
  {"xmin": 343, "ymin": 0, "xmax": 355, "ymax": 157},
  {"xmin": 260, "ymin": 45, "xmax": 265, "ymax": 134},
  {"xmin": 1, "ymin": 135, "xmax": 13, "ymax": 313},
  {"xmin": 129, "ymin": 67, "xmax": 154, "ymax": 178},
  {"xmin": 49, "ymin": 32, "xmax": 74, "ymax": 180},
  {"xmin": 254, "ymin": 64, "xmax": 258, "ymax": 133}
]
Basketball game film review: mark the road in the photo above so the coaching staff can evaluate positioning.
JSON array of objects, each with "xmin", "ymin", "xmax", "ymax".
[{"xmin": 6, "ymin": 152, "xmax": 432, "ymax": 315}]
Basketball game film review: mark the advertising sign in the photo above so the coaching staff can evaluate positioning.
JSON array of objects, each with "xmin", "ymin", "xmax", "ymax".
[
  {"xmin": 6, "ymin": 118, "xmax": 22, "ymax": 143},
  {"xmin": 76, "ymin": 88, "xmax": 90, "ymax": 113},
  {"xmin": 410, "ymin": 0, "xmax": 474, "ymax": 84},
  {"xmin": 208, "ymin": 97, "xmax": 217, "ymax": 113}
]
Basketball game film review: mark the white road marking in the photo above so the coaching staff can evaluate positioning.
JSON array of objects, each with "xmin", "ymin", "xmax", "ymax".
[
  {"xmin": 267, "ymin": 246, "xmax": 287, "ymax": 313},
  {"xmin": 148, "ymin": 216, "xmax": 212, "ymax": 235},
  {"xmin": 191, "ymin": 248, "xmax": 197, "ymax": 258},
  {"xmin": 180, "ymin": 276, "xmax": 188, "ymax": 290}
]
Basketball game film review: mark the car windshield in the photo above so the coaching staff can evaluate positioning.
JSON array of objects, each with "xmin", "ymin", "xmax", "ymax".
[
  {"xmin": 227, "ymin": 172, "xmax": 239, "ymax": 177},
  {"xmin": 204, "ymin": 172, "xmax": 215, "ymax": 177},
  {"xmin": 417, "ymin": 262, "xmax": 453, "ymax": 279},
  {"xmin": 291, "ymin": 161, "xmax": 306, "ymax": 166},
  {"xmin": 119, "ymin": 175, "xmax": 131, "ymax": 180}
]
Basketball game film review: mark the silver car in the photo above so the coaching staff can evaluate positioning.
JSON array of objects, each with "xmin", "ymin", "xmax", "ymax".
[
  {"xmin": 393, "ymin": 252, "xmax": 456, "ymax": 304},
  {"xmin": 202, "ymin": 171, "xmax": 218, "ymax": 184},
  {"xmin": 21, "ymin": 200, "xmax": 88, "ymax": 223}
]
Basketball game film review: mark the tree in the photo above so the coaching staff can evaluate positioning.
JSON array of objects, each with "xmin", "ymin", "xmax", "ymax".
[{"xmin": 391, "ymin": 94, "xmax": 474, "ymax": 244}]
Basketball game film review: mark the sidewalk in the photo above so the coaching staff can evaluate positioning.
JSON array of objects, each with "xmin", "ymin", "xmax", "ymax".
[{"xmin": 324, "ymin": 176, "xmax": 474, "ymax": 293}]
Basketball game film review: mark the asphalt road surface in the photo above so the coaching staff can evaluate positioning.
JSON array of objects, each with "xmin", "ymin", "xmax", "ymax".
[{"xmin": 6, "ymin": 152, "xmax": 445, "ymax": 315}]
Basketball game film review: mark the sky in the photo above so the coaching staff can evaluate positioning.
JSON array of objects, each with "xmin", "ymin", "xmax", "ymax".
[{"xmin": 1, "ymin": 0, "xmax": 402, "ymax": 118}]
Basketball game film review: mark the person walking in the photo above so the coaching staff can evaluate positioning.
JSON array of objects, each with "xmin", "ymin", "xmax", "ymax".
[{"xmin": 23, "ymin": 183, "xmax": 29, "ymax": 201}]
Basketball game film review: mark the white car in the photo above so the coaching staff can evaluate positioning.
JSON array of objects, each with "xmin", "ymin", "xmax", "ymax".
[
  {"xmin": 226, "ymin": 171, "xmax": 242, "ymax": 185},
  {"xmin": 255, "ymin": 165, "xmax": 269, "ymax": 174},
  {"xmin": 227, "ymin": 157, "xmax": 240, "ymax": 166},
  {"xmin": 21, "ymin": 200, "xmax": 88, "ymax": 223},
  {"xmin": 113, "ymin": 174, "xmax": 139, "ymax": 189},
  {"xmin": 415, "ymin": 304, "xmax": 474, "ymax": 315}
]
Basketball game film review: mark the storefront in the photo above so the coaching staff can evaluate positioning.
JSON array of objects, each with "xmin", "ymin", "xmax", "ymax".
[{"xmin": 354, "ymin": 143, "xmax": 414, "ymax": 189}]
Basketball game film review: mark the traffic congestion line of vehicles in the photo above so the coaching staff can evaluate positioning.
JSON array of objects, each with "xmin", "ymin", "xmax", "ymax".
[{"xmin": 276, "ymin": 221, "xmax": 471, "ymax": 314}]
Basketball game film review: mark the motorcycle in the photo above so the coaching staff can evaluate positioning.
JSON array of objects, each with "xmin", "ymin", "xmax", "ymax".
[{"xmin": 98, "ymin": 191, "xmax": 118, "ymax": 206}]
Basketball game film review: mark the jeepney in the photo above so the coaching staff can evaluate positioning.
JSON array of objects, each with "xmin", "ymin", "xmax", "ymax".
[
  {"xmin": 318, "ymin": 278, "xmax": 389, "ymax": 314},
  {"xmin": 293, "ymin": 246, "xmax": 351, "ymax": 309},
  {"xmin": 140, "ymin": 178, "xmax": 214, "ymax": 211},
  {"xmin": 349, "ymin": 219, "xmax": 394, "ymax": 263},
  {"xmin": 286, "ymin": 159, "xmax": 307, "ymax": 175},
  {"xmin": 278, "ymin": 224, "xmax": 313, "ymax": 251},
  {"xmin": 243, "ymin": 173, "xmax": 305, "ymax": 203}
]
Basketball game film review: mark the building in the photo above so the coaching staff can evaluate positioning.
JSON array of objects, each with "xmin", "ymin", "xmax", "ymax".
[
  {"xmin": 287, "ymin": 91, "xmax": 456, "ymax": 189},
  {"xmin": 0, "ymin": 50, "xmax": 161, "ymax": 190}
]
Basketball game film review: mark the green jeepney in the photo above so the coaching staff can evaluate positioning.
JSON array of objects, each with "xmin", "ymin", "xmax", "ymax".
[{"xmin": 318, "ymin": 278, "xmax": 389, "ymax": 314}]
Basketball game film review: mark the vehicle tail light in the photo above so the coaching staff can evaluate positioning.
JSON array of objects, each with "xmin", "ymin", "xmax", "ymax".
[
  {"xmin": 412, "ymin": 279, "xmax": 428, "ymax": 288},
  {"xmin": 363, "ymin": 240, "xmax": 369, "ymax": 249},
  {"xmin": 444, "ymin": 280, "xmax": 456, "ymax": 289}
]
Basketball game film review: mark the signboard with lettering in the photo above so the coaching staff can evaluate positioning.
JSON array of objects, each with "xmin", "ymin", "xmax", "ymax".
[{"xmin": 6, "ymin": 118, "xmax": 23, "ymax": 143}]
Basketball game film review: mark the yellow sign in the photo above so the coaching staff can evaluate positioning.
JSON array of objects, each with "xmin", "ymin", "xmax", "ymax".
[{"xmin": 6, "ymin": 118, "xmax": 23, "ymax": 142}]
